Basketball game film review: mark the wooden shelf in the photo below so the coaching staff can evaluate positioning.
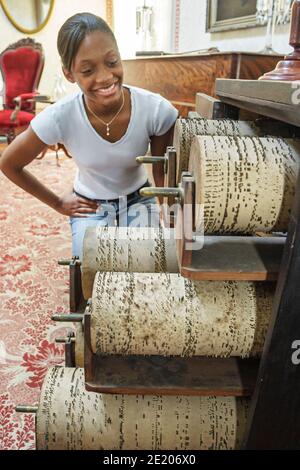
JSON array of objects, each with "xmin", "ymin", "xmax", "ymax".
[
  {"xmin": 180, "ymin": 235, "xmax": 285, "ymax": 281},
  {"xmin": 85, "ymin": 355, "xmax": 259, "ymax": 397},
  {"xmin": 215, "ymin": 79, "xmax": 300, "ymax": 127}
]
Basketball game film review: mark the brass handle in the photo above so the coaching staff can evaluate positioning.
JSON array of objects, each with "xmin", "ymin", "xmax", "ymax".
[
  {"xmin": 136, "ymin": 156, "xmax": 166, "ymax": 164},
  {"xmin": 51, "ymin": 314, "xmax": 84, "ymax": 322},
  {"xmin": 139, "ymin": 186, "xmax": 182, "ymax": 198},
  {"xmin": 58, "ymin": 259, "xmax": 72, "ymax": 266},
  {"xmin": 55, "ymin": 337, "xmax": 75, "ymax": 343},
  {"xmin": 58, "ymin": 258, "xmax": 81, "ymax": 266},
  {"xmin": 15, "ymin": 405, "xmax": 38, "ymax": 413}
]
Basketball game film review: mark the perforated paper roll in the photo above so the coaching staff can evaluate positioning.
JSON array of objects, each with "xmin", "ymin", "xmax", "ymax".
[
  {"xmin": 81, "ymin": 226, "xmax": 179, "ymax": 299},
  {"xmin": 90, "ymin": 272, "xmax": 274, "ymax": 358},
  {"xmin": 36, "ymin": 367, "xmax": 249, "ymax": 450},
  {"xmin": 173, "ymin": 118, "xmax": 262, "ymax": 184},
  {"xmin": 188, "ymin": 135, "xmax": 300, "ymax": 233}
]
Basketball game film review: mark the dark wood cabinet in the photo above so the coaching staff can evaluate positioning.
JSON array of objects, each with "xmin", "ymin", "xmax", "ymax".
[{"xmin": 123, "ymin": 52, "xmax": 282, "ymax": 116}]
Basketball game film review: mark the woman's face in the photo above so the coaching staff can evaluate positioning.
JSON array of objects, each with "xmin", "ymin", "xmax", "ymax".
[{"xmin": 66, "ymin": 30, "xmax": 123, "ymax": 110}]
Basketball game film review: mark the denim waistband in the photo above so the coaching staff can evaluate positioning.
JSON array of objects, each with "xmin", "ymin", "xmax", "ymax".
[{"xmin": 74, "ymin": 180, "xmax": 151, "ymax": 204}]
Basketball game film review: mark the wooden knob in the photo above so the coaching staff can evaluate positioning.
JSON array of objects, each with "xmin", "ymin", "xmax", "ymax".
[{"xmin": 289, "ymin": 0, "xmax": 300, "ymax": 59}]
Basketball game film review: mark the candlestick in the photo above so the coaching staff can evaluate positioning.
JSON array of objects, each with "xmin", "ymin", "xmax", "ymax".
[{"xmin": 259, "ymin": 0, "xmax": 300, "ymax": 80}]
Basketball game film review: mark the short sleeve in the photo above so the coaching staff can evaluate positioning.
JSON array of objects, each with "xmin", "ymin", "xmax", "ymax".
[
  {"xmin": 152, "ymin": 96, "xmax": 178, "ymax": 136},
  {"xmin": 30, "ymin": 104, "xmax": 62, "ymax": 145}
]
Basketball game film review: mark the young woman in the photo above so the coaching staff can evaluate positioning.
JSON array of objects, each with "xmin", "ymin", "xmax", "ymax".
[{"xmin": 0, "ymin": 13, "xmax": 178, "ymax": 258}]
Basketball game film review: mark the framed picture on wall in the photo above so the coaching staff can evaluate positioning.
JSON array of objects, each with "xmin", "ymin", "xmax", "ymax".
[{"xmin": 206, "ymin": 0, "xmax": 260, "ymax": 33}]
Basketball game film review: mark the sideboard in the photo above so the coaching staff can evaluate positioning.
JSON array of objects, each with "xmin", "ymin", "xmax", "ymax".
[{"xmin": 123, "ymin": 52, "xmax": 283, "ymax": 116}]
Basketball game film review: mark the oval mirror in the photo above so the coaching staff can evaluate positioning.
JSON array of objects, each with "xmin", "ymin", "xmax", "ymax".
[{"xmin": 0, "ymin": 0, "xmax": 55, "ymax": 34}]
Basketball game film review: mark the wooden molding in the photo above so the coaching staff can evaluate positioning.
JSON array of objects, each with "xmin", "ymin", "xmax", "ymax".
[
  {"xmin": 0, "ymin": 0, "xmax": 55, "ymax": 34},
  {"xmin": 106, "ymin": 0, "xmax": 114, "ymax": 30}
]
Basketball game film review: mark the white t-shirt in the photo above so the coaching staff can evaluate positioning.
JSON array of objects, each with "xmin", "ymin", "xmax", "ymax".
[{"xmin": 31, "ymin": 85, "xmax": 178, "ymax": 199}]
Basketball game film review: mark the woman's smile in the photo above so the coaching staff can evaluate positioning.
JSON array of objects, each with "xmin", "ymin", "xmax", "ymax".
[{"xmin": 91, "ymin": 82, "xmax": 119, "ymax": 97}]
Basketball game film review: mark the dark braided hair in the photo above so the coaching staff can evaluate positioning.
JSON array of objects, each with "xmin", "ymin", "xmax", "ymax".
[{"xmin": 57, "ymin": 12, "xmax": 117, "ymax": 71}]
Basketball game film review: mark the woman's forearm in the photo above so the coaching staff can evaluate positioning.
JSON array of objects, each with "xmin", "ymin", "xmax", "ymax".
[
  {"xmin": 2, "ymin": 166, "xmax": 61, "ymax": 210},
  {"xmin": 0, "ymin": 127, "xmax": 62, "ymax": 211}
]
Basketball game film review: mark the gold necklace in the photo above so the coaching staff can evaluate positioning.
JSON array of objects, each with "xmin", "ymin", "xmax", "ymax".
[{"xmin": 85, "ymin": 88, "xmax": 125, "ymax": 136}]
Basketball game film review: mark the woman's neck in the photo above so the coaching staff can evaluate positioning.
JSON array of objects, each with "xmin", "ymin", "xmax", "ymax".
[{"xmin": 84, "ymin": 86, "xmax": 125, "ymax": 119}]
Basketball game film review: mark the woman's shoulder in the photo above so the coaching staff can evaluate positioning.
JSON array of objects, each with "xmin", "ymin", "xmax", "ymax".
[
  {"xmin": 126, "ymin": 85, "xmax": 178, "ymax": 135},
  {"xmin": 50, "ymin": 91, "xmax": 82, "ymax": 112},
  {"xmin": 31, "ymin": 91, "xmax": 82, "ymax": 137},
  {"xmin": 126, "ymin": 85, "xmax": 165, "ymax": 104}
]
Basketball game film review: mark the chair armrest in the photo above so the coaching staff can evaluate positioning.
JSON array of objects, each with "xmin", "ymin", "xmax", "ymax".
[
  {"xmin": 10, "ymin": 93, "xmax": 36, "ymax": 121},
  {"xmin": 10, "ymin": 96, "xmax": 22, "ymax": 122},
  {"xmin": 10, "ymin": 92, "xmax": 51, "ymax": 122},
  {"xmin": 15, "ymin": 92, "xmax": 39, "ymax": 101},
  {"xmin": 31, "ymin": 94, "xmax": 52, "ymax": 102},
  {"xmin": 16, "ymin": 92, "xmax": 51, "ymax": 102}
]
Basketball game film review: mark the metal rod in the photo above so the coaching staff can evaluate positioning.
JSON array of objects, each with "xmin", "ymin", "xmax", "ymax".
[
  {"xmin": 58, "ymin": 259, "xmax": 72, "ymax": 265},
  {"xmin": 58, "ymin": 259, "xmax": 81, "ymax": 266},
  {"xmin": 136, "ymin": 156, "xmax": 166, "ymax": 164},
  {"xmin": 15, "ymin": 405, "xmax": 38, "ymax": 413},
  {"xmin": 139, "ymin": 187, "xmax": 181, "ymax": 198},
  {"xmin": 51, "ymin": 314, "xmax": 84, "ymax": 322},
  {"xmin": 55, "ymin": 337, "xmax": 76, "ymax": 343}
]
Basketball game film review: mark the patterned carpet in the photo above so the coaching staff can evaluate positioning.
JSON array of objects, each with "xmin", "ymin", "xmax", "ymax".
[{"xmin": 0, "ymin": 151, "xmax": 76, "ymax": 449}]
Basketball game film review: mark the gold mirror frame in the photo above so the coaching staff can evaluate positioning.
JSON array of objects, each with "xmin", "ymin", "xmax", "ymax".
[
  {"xmin": 106, "ymin": 0, "xmax": 114, "ymax": 30},
  {"xmin": 0, "ymin": 0, "xmax": 55, "ymax": 34}
]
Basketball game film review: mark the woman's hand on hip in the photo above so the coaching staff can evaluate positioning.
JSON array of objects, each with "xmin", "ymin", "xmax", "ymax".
[{"xmin": 56, "ymin": 192, "xmax": 99, "ymax": 217}]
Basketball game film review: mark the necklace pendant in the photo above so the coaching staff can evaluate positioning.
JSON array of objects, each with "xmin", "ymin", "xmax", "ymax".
[{"xmin": 106, "ymin": 125, "xmax": 110, "ymax": 136}]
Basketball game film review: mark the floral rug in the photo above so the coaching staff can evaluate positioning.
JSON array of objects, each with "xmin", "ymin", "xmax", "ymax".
[{"xmin": 0, "ymin": 151, "xmax": 76, "ymax": 449}]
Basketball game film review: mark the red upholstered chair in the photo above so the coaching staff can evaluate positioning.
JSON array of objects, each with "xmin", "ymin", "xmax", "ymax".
[{"xmin": 0, "ymin": 37, "xmax": 46, "ymax": 143}]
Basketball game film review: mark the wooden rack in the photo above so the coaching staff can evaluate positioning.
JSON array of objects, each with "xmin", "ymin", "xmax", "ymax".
[
  {"xmin": 135, "ymin": 76, "xmax": 300, "ymax": 449},
  {"xmin": 83, "ymin": 311, "xmax": 258, "ymax": 396},
  {"xmin": 213, "ymin": 78, "xmax": 300, "ymax": 449},
  {"xmin": 56, "ymin": 1, "xmax": 300, "ymax": 444},
  {"xmin": 55, "ymin": 80, "xmax": 300, "ymax": 449},
  {"xmin": 139, "ymin": 165, "xmax": 286, "ymax": 282}
]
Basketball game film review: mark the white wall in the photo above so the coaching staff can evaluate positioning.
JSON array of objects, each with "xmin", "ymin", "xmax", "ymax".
[
  {"xmin": 113, "ymin": 0, "xmax": 175, "ymax": 58},
  {"xmin": 114, "ymin": 0, "xmax": 137, "ymax": 58},
  {"xmin": 148, "ymin": 0, "xmax": 174, "ymax": 52},
  {"xmin": 5, "ymin": 0, "xmax": 37, "ymax": 30},
  {"xmin": 113, "ymin": 0, "xmax": 292, "ymax": 59},
  {"xmin": 178, "ymin": 0, "xmax": 292, "ymax": 55},
  {"xmin": 0, "ymin": 0, "xmax": 106, "ymax": 99}
]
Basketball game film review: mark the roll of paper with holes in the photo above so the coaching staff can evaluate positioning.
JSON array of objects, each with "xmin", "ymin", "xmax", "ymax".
[
  {"xmin": 188, "ymin": 135, "xmax": 300, "ymax": 234},
  {"xmin": 82, "ymin": 226, "xmax": 179, "ymax": 299},
  {"xmin": 173, "ymin": 118, "xmax": 263, "ymax": 184},
  {"xmin": 36, "ymin": 366, "xmax": 249, "ymax": 450},
  {"xmin": 90, "ymin": 272, "xmax": 275, "ymax": 358}
]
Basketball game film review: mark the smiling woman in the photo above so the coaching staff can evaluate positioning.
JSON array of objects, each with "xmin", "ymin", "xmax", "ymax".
[
  {"xmin": 0, "ymin": 12, "xmax": 178, "ymax": 261},
  {"xmin": 0, "ymin": 0, "xmax": 55, "ymax": 34}
]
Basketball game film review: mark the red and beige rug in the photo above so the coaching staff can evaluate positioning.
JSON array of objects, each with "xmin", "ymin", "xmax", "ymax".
[{"xmin": 0, "ymin": 151, "xmax": 76, "ymax": 449}]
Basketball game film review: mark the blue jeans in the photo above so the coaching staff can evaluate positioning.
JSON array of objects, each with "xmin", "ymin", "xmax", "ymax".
[{"xmin": 69, "ymin": 182, "xmax": 159, "ymax": 259}]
